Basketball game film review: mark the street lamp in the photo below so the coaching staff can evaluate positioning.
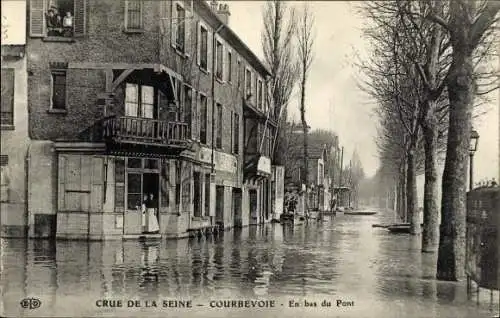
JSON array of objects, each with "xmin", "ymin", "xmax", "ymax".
[{"xmin": 469, "ymin": 129, "xmax": 480, "ymax": 191}]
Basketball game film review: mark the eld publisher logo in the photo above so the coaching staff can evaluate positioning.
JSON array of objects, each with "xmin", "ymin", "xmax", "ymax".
[{"xmin": 20, "ymin": 297, "xmax": 41, "ymax": 310}]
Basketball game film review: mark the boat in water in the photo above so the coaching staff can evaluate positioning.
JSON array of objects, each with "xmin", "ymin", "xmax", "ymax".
[
  {"xmin": 387, "ymin": 224, "xmax": 411, "ymax": 234},
  {"xmin": 344, "ymin": 210, "xmax": 377, "ymax": 216}
]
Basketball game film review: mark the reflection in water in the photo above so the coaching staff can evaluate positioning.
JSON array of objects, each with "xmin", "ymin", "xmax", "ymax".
[{"xmin": 1, "ymin": 213, "xmax": 498, "ymax": 318}]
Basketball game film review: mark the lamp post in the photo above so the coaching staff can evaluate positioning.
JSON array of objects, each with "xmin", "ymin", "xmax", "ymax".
[{"xmin": 469, "ymin": 129, "xmax": 479, "ymax": 191}]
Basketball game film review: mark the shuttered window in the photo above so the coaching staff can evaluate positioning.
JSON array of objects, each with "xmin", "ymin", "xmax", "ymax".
[
  {"xmin": 1, "ymin": 69, "xmax": 14, "ymax": 126},
  {"xmin": 125, "ymin": 0, "xmax": 142, "ymax": 30},
  {"xmin": 29, "ymin": 0, "xmax": 86, "ymax": 38}
]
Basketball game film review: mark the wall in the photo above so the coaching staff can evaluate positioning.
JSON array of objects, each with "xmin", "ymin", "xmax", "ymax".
[{"xmin": 1, "ymin": 56, "xmax": 30, "ymax": 237}]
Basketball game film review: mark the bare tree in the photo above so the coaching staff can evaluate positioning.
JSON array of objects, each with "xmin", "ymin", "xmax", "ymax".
[
  {"xmin": 261, "ymin": 1, "xmax": 299, "ymax": 165},
  {"xmin": 296, "ymin": 4, "xmax": 315, "ymax": 192}
]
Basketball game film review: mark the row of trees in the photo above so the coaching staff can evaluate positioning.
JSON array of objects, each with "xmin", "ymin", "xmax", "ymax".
[
  {"xmin": 360, "ymin": 1, "xmax": 499, "ymax": 281},
  {"xmin": 261, "ymin": 1, "xmax": 314, "ymax": 190},
  {"xmin": 261, "ymin": 2, "xmax": 365, "ymax": 209}
]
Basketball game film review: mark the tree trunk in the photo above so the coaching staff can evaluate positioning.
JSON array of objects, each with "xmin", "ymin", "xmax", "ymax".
[
  {"xmin": 422, "ymin": 111, "xmax": 440, "ymax": 252},
  {"xmin": 398, "ymin": 166, "xmax": 407, "ymax": 222},
  {"xmin": 407, "ymin": 149, "xmax": 420, "ymax": 234},
  {"xmin": 300, "ymin": 75, "xmax": 308, "ymax": 189},
  {"xmin": 437, "ymin": 50, "xmax": 474, "ymax": 281}
]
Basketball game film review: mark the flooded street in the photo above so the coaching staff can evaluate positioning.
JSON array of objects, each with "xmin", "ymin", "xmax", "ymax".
[{"xmin": 1, "ymin": 211, "xmax": 498, "ymax": 318}]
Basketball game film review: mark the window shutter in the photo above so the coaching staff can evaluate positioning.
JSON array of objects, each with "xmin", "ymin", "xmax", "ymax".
[
  {"xmin": 185, "ymin": 5, "xmax": 191, "ymax": 56},
  {"xmin": 196, "ymin": 22, "xmax": 201, "ymax": 66},
  {"xmin": 90, "ymin": 156, "xmax": 104, "ymax": 212},
  {"xmin": 221, "ymin": 42, "xmax": 226, "ymax": 82},
  {"xmin": 30, "ymin": 0, "xmax": 45, "ymax": 37},
  {"xmin": 170, "ymin": 1, "xmax": 177, "ymax": 49},
  {"xmin": 114, "ymin": 157, "xmax": 126, "ymax": 212},
  {"xmin": 191, "ymin": 92, "xmax": 198, "ymax": 140},
  {"xmin": 207, "ymin": 30, "xmax": 213, "ymax": 73},
  {"xmin": 74, "ymin": 0, "xmax": 86, "ymax": 37},
  {"xmin": 58, "ymin": 155, "xmax": 66, "ymax": 211}
]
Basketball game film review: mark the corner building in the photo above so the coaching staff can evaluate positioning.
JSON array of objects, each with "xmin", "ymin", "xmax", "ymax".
[{"xmin": 23, "ymin": 0, "xmax": 277, "ymax": 239}]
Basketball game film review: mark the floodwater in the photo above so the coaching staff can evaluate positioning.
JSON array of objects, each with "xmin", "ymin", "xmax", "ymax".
[{"xmin": 1, "ymin": 210, "xmax": 498, "ymax": 318}]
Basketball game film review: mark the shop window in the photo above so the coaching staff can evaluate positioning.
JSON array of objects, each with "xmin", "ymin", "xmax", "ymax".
[
  {"xmin": 127, "ymin": 173, "xmax": 142, "ymax": 209},
  {"xmin": 193, "ymin": 172, "xmax": 201, "ymax": 217},
  {"xmin": 204, "ymin": 173, "xmax": 210, "ymax": 216},
  {"xmin": 127, "ymin": 158, "xmax": 142, "ymax": 169}
]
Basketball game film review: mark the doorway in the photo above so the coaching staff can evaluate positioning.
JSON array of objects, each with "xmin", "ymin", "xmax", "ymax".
[
  {"xmin": 232, "ymin": 188, "xmax": 242, "ymax": 228},
  {"xmin": 215, "ymin": 186, "xmax": 225, "ymax": 228},
  {"xmin": 249, "ymin": 189, "xmax": 258, "ymax": 224}
]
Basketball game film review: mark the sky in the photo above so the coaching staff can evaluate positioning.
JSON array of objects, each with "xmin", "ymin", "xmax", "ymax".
[
  {"xmin": 1, "ymin": 0, "xmax": 498, "ymax": 181},
  {"xmin": 226, "ymin": 1, "xmax": 499, "ymax": 181}
]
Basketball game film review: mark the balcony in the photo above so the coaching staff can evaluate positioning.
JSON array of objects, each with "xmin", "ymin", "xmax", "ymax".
[{"xmin": 102, "ymin": 116, "xmax": 189, "ymax": 149}]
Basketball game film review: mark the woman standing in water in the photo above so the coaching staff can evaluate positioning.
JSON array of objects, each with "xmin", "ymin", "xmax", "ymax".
[{"xmin": 146, "ymin": 193, "xmax": 160, "ymax": 233}]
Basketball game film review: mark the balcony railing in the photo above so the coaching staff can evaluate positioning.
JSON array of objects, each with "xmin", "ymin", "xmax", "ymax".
[{"xmin": 102, "ymin": 116, "xmax": 189, "ymax": 148}]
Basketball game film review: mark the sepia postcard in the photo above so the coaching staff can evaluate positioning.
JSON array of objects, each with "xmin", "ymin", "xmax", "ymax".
[{"xmin": 1, "ymin": 1, "xmax": 499, "ymax": 317}]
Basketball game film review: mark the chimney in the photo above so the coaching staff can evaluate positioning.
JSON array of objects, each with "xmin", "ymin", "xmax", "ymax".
[
  {"xmin": 210, "ymin": 0, "xmax": 218, "ymax": 11},
  {"xmin": 210, "ymin": 2, "xmax": 230, "ymax": 25}
]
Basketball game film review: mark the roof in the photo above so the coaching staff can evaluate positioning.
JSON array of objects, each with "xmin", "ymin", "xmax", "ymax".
[
  {"xmin": 197, "ymin": 0, "xmax": 271, "ymax": 77},
  {"xmin": 288, "ymin": 134, "xmax": 327, "ymax": 160}
]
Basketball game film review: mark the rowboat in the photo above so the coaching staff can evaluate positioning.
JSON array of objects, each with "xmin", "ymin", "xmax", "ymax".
[{"xmin": 344, "ymin": 211, "xmax": 377, "ymax": 216}]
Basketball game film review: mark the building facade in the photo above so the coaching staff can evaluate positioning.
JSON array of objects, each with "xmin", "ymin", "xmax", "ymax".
[
  {"xmin": 1, "ymin": 0, "xmax": 30, "ymax": 237},
  {"xmin": 20, "ymin": 0, "xmax": 277, "ymax": 239}
]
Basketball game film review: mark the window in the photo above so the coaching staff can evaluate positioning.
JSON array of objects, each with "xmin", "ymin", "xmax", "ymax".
[
  {"xmin": 125, "ymin": 83, "xmax": 154, "ymax": 118},
  {"xmin": 30, "ymin": 0, "xmax": 85, "ymax": 38},
  {"xmin": 204, "ymin": 174, "xmax": 210, "ymax": 216},
  {"xmin": 1, "ymin": 69, "xmax": 14, "ymax": 126},
  {"xmin": 175, "ymin": 3, "xmax": 186, "ymax": 51},
  {"xmin": 233, "ymin": 113, "xmax": 239, "ymax": 154},
  {"xmin": 215, "ymin": 39, "xmax": 223, "ymax": 80},
  {"xmin": 193, "ymin": 172, "xmax": 201, "ymax": 217},
  {"xmin": 227, "ymin": 51, "xmax": 232, "ymax": 83},
  {"xmin": 237, "ymin": 59, "xmax": 242, "ymax": 87},
  {"xmin": 125, "ymin": 0, "xmax": 143, "ymax": 30},
  {"xmin": 257, "ymin": 79, "xmax": 263, "ymax": 109},
  {"xmin": 216, "ymin": 103, "xmax": 222, "ymax": 149},
  {"xmin": 199, "ymin": 94, "xmax": 207, "ymax": 144},
  {"xmin": 51, "ymin": 70, "xmax": 67, "ymax": 110},
  {"xmin": 183, "ymin": 85, "xmax": 192, "ymax": 133},
  {"xmin": 127, "ymin": 173, "xmax": 142, "ymax": 209},
  {"xmin": 0, "ymin": 155, "xmax": 8, "ymax": 203},
  {"xmin": 198, "ymin": 25, "xmax": 209, "ymax": 70},
  {"xmin": 175, "ymin": 161, "xmax": 181, "ymax": 205},
  {"xmin": 245, "ymin": 68, "xmax": 252, "ymax": 98}
]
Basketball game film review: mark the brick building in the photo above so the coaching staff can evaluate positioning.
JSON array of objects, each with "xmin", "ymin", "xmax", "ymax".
[{"xmin": 20, "ymin": 0, "xmax": 277, "ymax": 239}]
